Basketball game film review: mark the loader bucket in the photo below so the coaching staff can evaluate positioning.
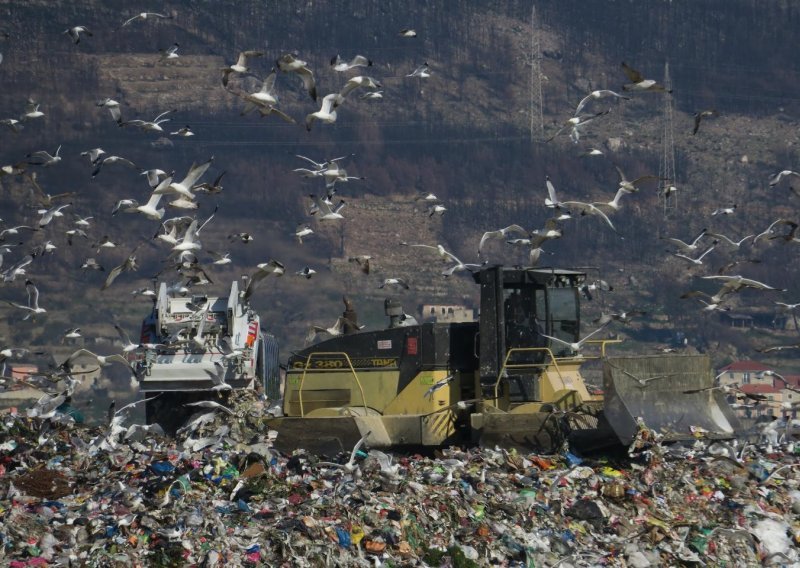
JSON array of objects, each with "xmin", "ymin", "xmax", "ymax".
[{"xmin": 602, "ymin": 354, "xmax": 741, "ymax": 445}]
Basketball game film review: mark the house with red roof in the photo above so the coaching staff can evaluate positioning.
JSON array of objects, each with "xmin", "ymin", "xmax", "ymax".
[{"xmin": 716, "ymin": 360, "xmax": 773, "ymax": 387}]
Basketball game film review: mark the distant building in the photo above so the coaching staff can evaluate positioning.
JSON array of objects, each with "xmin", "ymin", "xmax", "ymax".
[
  {"xmin": 717, "ymin": 360, "xmax": 772, "ymax": 386},
  {"xmin": 718, "ymin": 312, "xmax": 753, "ymax": 328},
  {"xmin": 717, "ymin": 361, "xmax": 800, "ymax": 420},
  {"xmin": 421, "ymin": 304, "xmax": 475, "ymax": 323},
  {"xmin": 9, "ymin": 364, "xmax": 38, "ymax": 382},
  {"xmin": 734, "ymin": 384, "xmax": 782, "ymax": 420}
]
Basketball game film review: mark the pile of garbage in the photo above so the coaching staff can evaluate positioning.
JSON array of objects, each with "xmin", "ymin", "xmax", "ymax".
[{"xmin": 1, "ymin": 390, "xmax": 799, "ymax": 566}]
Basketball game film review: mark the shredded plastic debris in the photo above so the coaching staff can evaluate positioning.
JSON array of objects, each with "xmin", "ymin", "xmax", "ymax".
[{"xmin": 1, "ymin": 390, "xmax": 799, "ymax": 566}]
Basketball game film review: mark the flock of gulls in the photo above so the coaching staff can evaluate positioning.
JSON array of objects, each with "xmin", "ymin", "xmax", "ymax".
[
  {"xmin": 0, "ymin": 9, "xmax": 798, "ymax": 412},
  {"xmin": 0, "ymin": 11, "xmax": 438, "ymax": 396}
]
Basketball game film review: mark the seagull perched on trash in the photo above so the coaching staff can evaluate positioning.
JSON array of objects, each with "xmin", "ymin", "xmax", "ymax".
[{"xmin": 316, "ymin": 430, "xmax": 372, "ymax": 474}]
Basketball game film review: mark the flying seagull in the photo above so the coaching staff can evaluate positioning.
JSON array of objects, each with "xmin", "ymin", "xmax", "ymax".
[
  {"xmin": 540, "ymin": 324, "xmax": 609, "ymax": 353},
  {"xmin": 614, "ymin": 164, "xmax": 661, "ymax": 193},
  {"xmin": 27, "ymin": 145, "xmax": 62, "ymax": 167},
  {"xmin": 769, "ymin": 170, "xmax": 800, "ymax": 193},
  {"xmin": 546, "ymin": 110, "xmax": 609, "ymax": 144},
  {"xmin": 120, "ymin": 108, "xmax": 177, "ymax": 133},
  {"xmin": 693, "ymin": 109, "xmax": 718, "ymax": 135},
  {"xmin": 478, "ymin": 224, "xmax": 528, "ymax": 256},
  {"xmin": 560, "ymin": 200, "xmax": 616, "ymax": 231},
  {"xmin": 574, "ymin": 89, "xmax": 629, "ymax": 116},
  {"xmin": 335, "ymin": 75, "xmax": 382, "ymax": 106},
  {"xmin": 671, "ymin": 240, "xmax": 718, "ymax": 266},
  {"xmin": 221, "ymin": 49, "xmax": 263, "ymax": 87},
  {"xmin": 295, "ymin": 223, "xmax": 314, "ymax": 244},
  {"xmin": 163, "ymin": 157, "xmax": 213, "ymax": 199},
  {"xmin": 120, "ymin": 12, "xmax": 173, "ymax": 28},
  {"xmin": 705, "ymin": 231, "xmax": 754, "ymax": 248},
  {"xmin": 158, "ymin": 43, "xmax": 180, "ymax": 63},
  {"xmin": 242, "ymin": 259, "xmax": 285, "ymax": 301},
  {"xmin": 91, "ymin": 155, "xmax": 138, "ymax": 178},
  {"xmin": 711, "ymin": 204, "xmax": 737, "ymax": 216},
  {"xmin": 276, "ymin": 53, "xmax": 317, "ymax": 101},
  {"xmin": 309, "ymin": 194, "xmax": 345, "ymax": 220},
  {"xmin": 102, "ymin": 246, "xmax": 141, "ymax": 290},
  {"xmin": 0, "ymin": 118, "xmax": 23, "ymax": 134},
  {"xmin": 295, "ymin": 266, "xmax": 317, "ymax": 279},
  {"xmin": 621, "ymin": 62, "xmax": 671, "ymax": 93},
  {"xmin": 379, "ymin": 278, "xmax": 409, "ymax": 290},
  {"xmin": 20, "ymin": 98, "xmax": 44, "ymax": 121},
  {"xmin": 593, "ymin": 310, "xmax": 647, "ymax": 325},
  {"xmin": 407, "ymin": 62, "xmax": 431, "ymax": 78},
  {"xmin": 5, "ymin": 279, "xmax": 46, "ymax": 320},
  {"xmin": 331, "ymin": 54, "xmax": 372, "ymax": 72},
  {"xmin": 37, "ymin": 203, "xmax": 71, "ymax": 227},
  {"xmin": 348, "ymin": 255, "xmax": 371, "ymax": 274},
  {"xmin": 63, "ymin": 26, "xmax": 92, "ymax": 44},
  {"xmin": 407, "ymin": 243, "xmax": 481, "ymax": 277},
  {"xmin": 305, "ymin": 93, "xmax": 338, "ymax": 131},
  {"xmin": 580, "ymin": 279, "xmax": 613, "ymax": 301},
  {"xmin": 96, "ymin": 98, "xmax": 122, "ymax": 124},
  {"xmin": 662, "ymin": 228, "xmax": 707, "ymax": 253}
]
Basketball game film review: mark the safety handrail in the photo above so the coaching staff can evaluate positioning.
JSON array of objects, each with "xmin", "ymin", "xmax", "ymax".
[
  {"xmin": 297, "ymin": 352, "xmax": 368, "ymax": 417},
  {"xmin": 493, "ymin": 347, "xmax": 564, "ymax": 402},
  {"xmin": 549, "ymin": 389, "xmax": 581, "ymax": 411}
]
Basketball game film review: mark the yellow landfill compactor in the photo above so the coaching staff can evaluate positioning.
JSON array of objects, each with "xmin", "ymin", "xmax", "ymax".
[{"xmin": 267, "ymin": 265, "xmax": 740, "ymax": 455}]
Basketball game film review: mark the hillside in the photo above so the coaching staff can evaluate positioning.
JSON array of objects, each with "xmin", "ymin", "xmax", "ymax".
[{"xmin": 0, "ymin": 0, "xmax": 799, "ymax": 373}]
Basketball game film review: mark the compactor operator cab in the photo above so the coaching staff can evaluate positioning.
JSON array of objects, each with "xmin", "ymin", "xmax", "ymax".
[{"xmin": 475, "ymin": 266, "xmax": 585, "ymax": 401}]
